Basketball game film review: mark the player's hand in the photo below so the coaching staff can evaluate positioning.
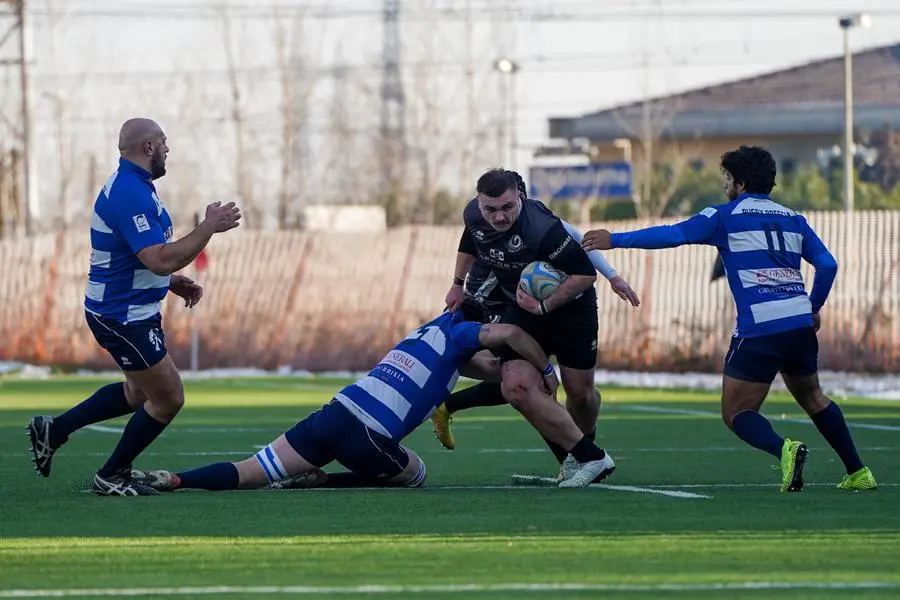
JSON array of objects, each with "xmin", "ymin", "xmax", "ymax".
[
  {"xmin": 543, "ymin": 370, "xmax": 559, "ymax": 400},
  {"xmin": 203, "ymin": 201, "xmax": 242, "ymax": 233},
  {"xmin": 169, "ymin": 274, "xmax": 204, "ymax": 308},
  {"xmin": 445, "ymin": 284, "xmax": 465, "ymax": 312},
  {"xmin": 812, "ymin": 312, "xmax": 821, "ymax": 332},
  {"xmin": 516, "ymin": 286, "xmax": 543, "ymax": 316},
  {"xmin": 581, "ymin": 228, "xmax": 612, "ymax": 251},
  {"xmin": 609, "ymin": 276, "xmax": 640, "ymax": 308}
]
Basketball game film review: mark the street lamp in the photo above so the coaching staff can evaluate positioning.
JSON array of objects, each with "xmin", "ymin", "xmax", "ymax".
[
  {"xmin": 839, "ymin": 12, "xmax": 871, "ymax": 212},
  {"xmin": 493, "ymin": 58, "xmax": 520, "ymax": 171}
]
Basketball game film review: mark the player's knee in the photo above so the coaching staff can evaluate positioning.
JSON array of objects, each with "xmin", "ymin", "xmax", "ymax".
[
  {"xmin": 250, "ymin": 443, "xmax": 291, "ymax": 488},
  {"xmin": 500, "ymin": 362, "xmax": 539, "ymax": 408},
  {"xmin": 394, "ymin": 449, "xmax": 426, "ymax": 488}
]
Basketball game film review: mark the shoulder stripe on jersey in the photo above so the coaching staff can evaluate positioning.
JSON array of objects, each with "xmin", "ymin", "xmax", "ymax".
[
  {"xmin": 102, "ymin": 171, "xmax": 119, "ymax": 198},
  {"xmin": 738, "ymin": 268, "xmax": 803, "ymax": 288},
  {"xmin": 728, "ymin": 230, "xmax": 802, "ymax": 254},
  {"xmin": 750, "ymin": 295, "xmax": 812, "ymax": 324}
]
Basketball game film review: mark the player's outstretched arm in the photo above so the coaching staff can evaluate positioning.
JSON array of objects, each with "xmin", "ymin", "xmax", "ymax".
[
  {"xmin": 582, "ymin": 207, "xmax": 720, "ymax": 252},
  {"xmin": 560, "ymin": 219, "xmax": 640, "ymax": 307},
  {"xmin": 446, "ymin": 229, "xmax": 477, "ymax": 311},
  {"xmin": 560, "ymin": 219, "xmax": 617, "ymax": 280},
  {"xmin": 478, "ymin": 323, "xmax": 558, "ymax": 396},
  {"xmin": 138, "ymin": 201, "xmax": 241, "ymax": 276}
]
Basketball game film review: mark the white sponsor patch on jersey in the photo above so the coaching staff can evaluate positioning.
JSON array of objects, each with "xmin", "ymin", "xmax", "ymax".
[{"xmin": 133, "ymin": 214, "xmax": 150, "ymax": 232}]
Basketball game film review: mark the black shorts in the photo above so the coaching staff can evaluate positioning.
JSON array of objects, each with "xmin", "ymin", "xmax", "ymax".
[
  {"xmin": 86, "ymin": 311, "xmax": 167, "ymax": 372},
  {"xmin": 495, "ymin": 297, "xmax": 599, "ymax": 371},
  {"xmin": 284, "ymin": 400, "xmax": 410, "ymax": 479},
  {"xmin": 723, "ymin": 327, "xmax": 818, "ymax": 384}
]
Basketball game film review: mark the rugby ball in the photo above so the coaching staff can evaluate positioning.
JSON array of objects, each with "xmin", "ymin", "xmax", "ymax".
[{"xmin": 519, "ymin": 261, "xmax": 566, "ymax": 301}]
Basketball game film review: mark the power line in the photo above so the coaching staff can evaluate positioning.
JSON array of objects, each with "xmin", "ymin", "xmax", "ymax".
[{"xmin": 20, "ymin": 5, "xmax": 900, "ymax": 20}]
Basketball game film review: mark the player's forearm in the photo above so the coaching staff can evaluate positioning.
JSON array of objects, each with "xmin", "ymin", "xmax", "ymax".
[
  {"xmin": 505, "ymin": 329, "xmax": 551, "ymax": 374},
  {"xmin": 453, "ymin": 252, "xmax": 476, "ymax": 284},
  {"xmin": 157, "ymin": 222, "xmax": 216, "ymax": 275},
  {"xmin": 611, "ymin": 225, "xmax": 689, "ymax": 250},
  {"xmin": 543, "ymin": 274, "xmax": 596, "ymax": 312},
  {"xmin": 809, "ymin": 252, "xmax": 838, "ymax": 312},
  {"xmin": 560, "ymin": 219, "xmax": 617, "ymax": 280}
]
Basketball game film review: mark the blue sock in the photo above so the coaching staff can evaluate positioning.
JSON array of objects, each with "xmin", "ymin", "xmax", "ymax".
[
  {"xmin": 97, "ymin": 407, "xmax": 167, "ymax": 477},
  {"xmin": 52, "ymin": 382, "xmax": 133, "ymax": 446},
  {"xmin": 811, "ymin": 402, "xmax": 864, "ymax": 474},
  {"xmin": 732, "ymin": 410, "xmax": 784, "ymax": 459},
  {"xmin": 176, "ymin": 462, "xmax": 240, "ymax": 491}
]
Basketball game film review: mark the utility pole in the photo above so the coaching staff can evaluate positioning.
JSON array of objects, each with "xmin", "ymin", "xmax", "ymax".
[
  {"xmin": 1, "ymin": 0, "xmax": 35, "ymax": 234},
  {"xmin": 380, "ymin": 0, "xmax": 406, "ymax": 205}
]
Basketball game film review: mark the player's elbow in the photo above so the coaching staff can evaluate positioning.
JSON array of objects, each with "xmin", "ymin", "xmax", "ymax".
[
  {"xmin": 813, "ymin": 252, "xmax": 838, "ymax": 274},
  {"xmin": 137, "ymin": 246, "xmax": 175, "ymax": 276}
]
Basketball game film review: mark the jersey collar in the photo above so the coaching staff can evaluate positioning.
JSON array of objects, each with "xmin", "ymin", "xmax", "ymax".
[
  {"xmin": 734, "ymin": 192, "xmax": 770, "ymax": 201},
  {"xmin": 119, "ymin": 157, "xmax": 153, "ymax": 181}
]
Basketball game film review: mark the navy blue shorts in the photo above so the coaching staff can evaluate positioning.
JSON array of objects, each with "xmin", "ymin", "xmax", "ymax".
[
  {"xmin": 284, "ymin": 400, "xmax": 410, "ymax": 479},
  {"xmin": 85, "ymin": 311, "xmax": 167, "ymax": 372},
  {"xmin": 723, "ymin": 327, "xmax": 818, "ymax": 384}
]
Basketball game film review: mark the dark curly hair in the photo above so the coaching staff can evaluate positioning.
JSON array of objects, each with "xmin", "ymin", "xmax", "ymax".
[
  {"xmin": 458, "ymin": 296, "xmax": 491, "ymax": 324},
  {"xmin": 720, "ymin": 145, "xmax": 777, "ymax": 195},
  {"xmin": 476, "ymin": 168, "xmax": 520, "ymax": 198}
]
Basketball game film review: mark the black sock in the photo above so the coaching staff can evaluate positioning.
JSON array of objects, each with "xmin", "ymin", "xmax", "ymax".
[
  {"xmin": 97, "ymin": 407, "xmax": 168, "ymax": 477},
  {"xmin": 569, "ymin": 435, "xmax": 606, "ymax": 464},
  {"xmin": 176, "ymin": 462, "xmax": 240, "ymax": 491},
  {"xmin": 541, "ymin": 435, "xmax": 569, "ymax": 463},
  {"xmin": 445, "ymin": 382, "xmax": 506, "ymax": 414},
  {"xmin": 811, "ymin": 402, "xmax": 865, "ymax": 474},
  {"xmin": 586, "ymin": 429, "xmax": 596, "ymax": 443},
  {"xmin": 52, "ymin": 382, "xmax": 133, "ymax": 446}
]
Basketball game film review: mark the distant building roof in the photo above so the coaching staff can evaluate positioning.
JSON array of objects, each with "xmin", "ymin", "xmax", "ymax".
[{"xmin": 550, "ymin": 43, "xmax": 900, "ymax": 141}]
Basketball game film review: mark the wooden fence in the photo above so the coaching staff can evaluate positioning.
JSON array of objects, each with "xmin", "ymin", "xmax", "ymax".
[{"xmin": 1, "ymin": 211, "xmax": 897, "ymax": 373}]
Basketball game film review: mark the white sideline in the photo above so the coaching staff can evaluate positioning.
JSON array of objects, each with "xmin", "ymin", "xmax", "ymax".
[
  {"xmin": 508, "ymin": 475, "xmax": 711, "ymax": 498},
  {"xmin": 0, "ymin": 581, "xmax": 896, "ymax": 597}
]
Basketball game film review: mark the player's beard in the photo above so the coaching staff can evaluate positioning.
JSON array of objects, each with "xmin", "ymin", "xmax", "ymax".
[{"xmin": 150, "ymin": 148, "xmax": 167, "ymax": 180}]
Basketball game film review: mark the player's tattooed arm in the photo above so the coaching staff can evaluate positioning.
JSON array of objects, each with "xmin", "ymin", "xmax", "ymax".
[
  {"xmin": 536, "ymin": 222, "xmax": 596, "ymax": 312},
  {"xmin": 542, "ymin": 275, "xmax": 596, "ymax": 312},
  {"xmin": 460, "ymin": 350, "xmax": 502, "ymax": 382},
  {"xmin": 478, "ymin": 324, "xmax": 551, "ymax": 376}
]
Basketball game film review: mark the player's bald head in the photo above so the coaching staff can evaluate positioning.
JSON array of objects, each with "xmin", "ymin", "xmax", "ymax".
[{"xmin": 118, "ymin": 118, "xmax": 164, "ymax": 154}]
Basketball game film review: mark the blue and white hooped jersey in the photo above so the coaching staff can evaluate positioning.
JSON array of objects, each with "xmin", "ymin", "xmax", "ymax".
[
  {"xmin": 334, "ymin": 311, "xmax": 483, "ymax": 440},
  {"xmin": 611, "ymin": 193, "xmax": 838, "ymax": 338},
  {"xmin": 84, "ymin": 158, "xmax": 174, "ymax": 324}
]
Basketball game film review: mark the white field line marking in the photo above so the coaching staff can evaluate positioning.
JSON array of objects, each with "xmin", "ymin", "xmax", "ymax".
[
  {"xmin": 623, "ymin": 404, "xmax": 900, "ymax": 432},
  {"xmin": 0, "ymin": 581, "xmax": 896, "ymax": 597},
  {"xmin": 84, "ymin": 425, "xmax": 277, "ymax": 434},
  {"xmin": 510, "ymin": 475, "xmax": 897, "ymax": 490},
  {"xmin": 83, "ymin": 425, "xmax": 124, "ymax": 434},
  {"xmin": 7, "ymin": 446, "xmax": 895, "ymax": 461},
  {"xmin": 473, "ymin": 446, "xmax": 897, "ymax": 453},
  {"xmin": 509, "ymin": 475, "xmax": 710, "ymax": 499}
]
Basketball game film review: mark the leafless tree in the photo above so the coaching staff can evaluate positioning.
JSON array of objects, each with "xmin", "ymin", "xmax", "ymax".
[
  {"xmin": 271, "ymin": 6, "xmax": 323, "ymax": 228},
  {"xmin": 219, "ymin": 3, "xmax": 260, "ymax": 227}
]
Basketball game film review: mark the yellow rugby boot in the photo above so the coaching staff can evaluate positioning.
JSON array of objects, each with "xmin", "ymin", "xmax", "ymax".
[
  {"xmin": 431, "ymin": 403, "xmax": 456, "ymax": 450},
  {"xmin": 837, "ymin": 466, "xmax": 877, "ymax": 491},
  {"xmin": 779, "ymin": 438, "xmax": 809, "ymax": 493}
]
